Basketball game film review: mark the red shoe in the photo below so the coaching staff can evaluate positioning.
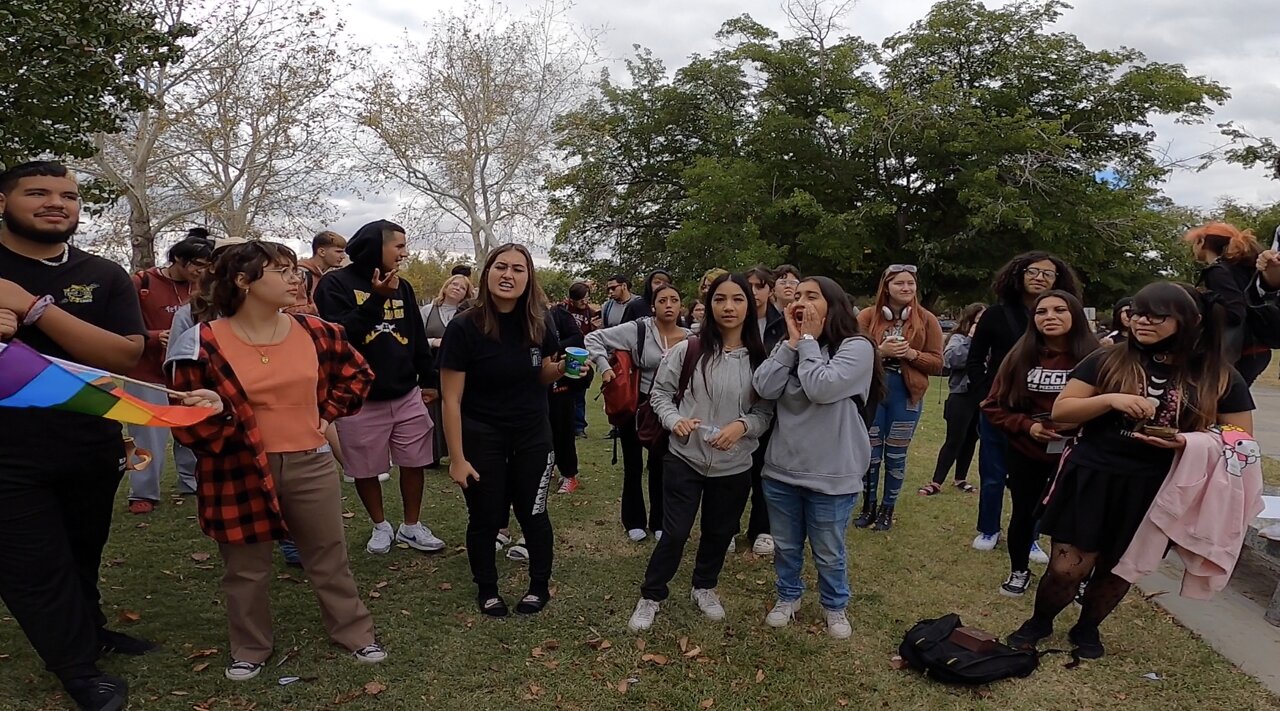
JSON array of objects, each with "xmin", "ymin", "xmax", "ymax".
[
  {"xmin": 128, "ymin": 500, "xmax": 155, "ymax": 515},
  {"xmin": 557, "ymin": 477, "xmax": 579, "ymax": 494}
]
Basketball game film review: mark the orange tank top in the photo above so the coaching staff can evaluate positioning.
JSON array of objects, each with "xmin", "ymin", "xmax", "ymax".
[{"xmin": 210, "ymin": 318, "xmax": 325, "ymax": 453}]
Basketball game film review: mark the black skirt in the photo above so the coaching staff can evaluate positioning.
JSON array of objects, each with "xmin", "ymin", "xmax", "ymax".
[{"xmin": 1037, "ymin": 460, "xmax": 1165, "ymax": 562}]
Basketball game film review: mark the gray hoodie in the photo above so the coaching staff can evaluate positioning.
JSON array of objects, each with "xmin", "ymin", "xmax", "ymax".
[
  {"xmin": 752, "ymin": 338, "xmax": 875, "ymax": 496},
  {"xmin": 585, "ymin": 317, "xmax": 691, "ymax": 395},
  {"xmin": 650, "ymin": 340, "xmax": 774, "ymax": 477},
  {"xmin": 943, "ymin": 334, "xmax": 973, "ymax": 394}
]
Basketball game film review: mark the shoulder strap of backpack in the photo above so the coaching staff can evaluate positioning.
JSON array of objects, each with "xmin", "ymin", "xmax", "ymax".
[
  {"xmin": 635, "ymin": 319, "xmax": 646, "ymax": 367},
  {"xmin": 675, "ymin": 337, "xmax": 702, "ymax": 405}
]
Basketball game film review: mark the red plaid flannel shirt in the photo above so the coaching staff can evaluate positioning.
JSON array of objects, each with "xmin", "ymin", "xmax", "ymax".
[{"xmin": 170, "ymin": 315, "xmax": 373, "ymax": 544}]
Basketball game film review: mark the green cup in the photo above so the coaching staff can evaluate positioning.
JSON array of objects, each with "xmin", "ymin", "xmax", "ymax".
[{"xmin": 563, "ymin": 347, "xmax": 590, "ymax": 379}]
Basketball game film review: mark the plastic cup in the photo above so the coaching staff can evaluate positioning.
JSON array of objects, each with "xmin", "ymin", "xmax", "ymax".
[{"xmin": 563, "ymin": 347, "xmax": 590, "ymax": 379}]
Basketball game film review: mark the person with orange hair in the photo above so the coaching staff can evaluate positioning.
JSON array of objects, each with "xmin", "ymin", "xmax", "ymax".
[
  {"xmin": 854, "ymin": 265, "xmax": 944, "ymax": 530},
  {"xmin": 1184, "ymin": 222, "xmax": 1269, "ymax": 384}
]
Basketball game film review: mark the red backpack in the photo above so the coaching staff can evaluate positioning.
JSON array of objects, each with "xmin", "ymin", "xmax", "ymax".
[{"xmin": 601, "ymin": 321, "xmax": 646, "ymax": 426}]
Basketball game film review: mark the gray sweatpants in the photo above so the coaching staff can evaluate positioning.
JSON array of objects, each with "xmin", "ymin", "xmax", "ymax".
[{"xmin": 124, "ymin": 382, "xmax": 197, "ymax": 501}]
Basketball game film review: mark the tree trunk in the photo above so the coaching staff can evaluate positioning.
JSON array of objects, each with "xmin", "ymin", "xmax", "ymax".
[{"xmin": 129, "ymin": 206, "xmax": 155, "ymax": 271}]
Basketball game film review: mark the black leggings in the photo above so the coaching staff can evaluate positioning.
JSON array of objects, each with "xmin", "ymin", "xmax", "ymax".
[
  {"xmin": 931, "ymin": 392, "xmax": 980, "ymax": 485},
  {"xmin": 460, "ymin": 417, "xmax": 555, "ymax": 598},
  {"xmin": 548, "ymin": 389, "xmax": 578, "ymax": 478},
  {"xmin": 1005, "ymin": 448, "xmax": 1055, "ymax": 572}
]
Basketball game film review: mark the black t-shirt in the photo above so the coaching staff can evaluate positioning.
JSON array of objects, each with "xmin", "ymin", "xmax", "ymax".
[
  {"xmin": 0, "ymin": 243, "xmax": 146, "ymax": 458},
  {"xmin": 438, "ymin": 309, "xmax": 558, "ymax": 429},
  {"xmin": 1064, "ymin": 351, "xmax": 1255, "ymax": 477}
]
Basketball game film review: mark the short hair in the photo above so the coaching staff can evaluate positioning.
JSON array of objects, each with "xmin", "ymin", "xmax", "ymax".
[
  {"xmin": 569, "ymin": 282, "xmax": 589, "ymax": 300},
  {"xmin": 607, "ymin": 274, "xmax": 631, "ymax": 287},
  {"xmin": 168, "ymin": 236, "xmax": 214, "ymax": 263},
  {"xmin": 451, "ymin": 264, "xmax": 473, "ymax": 278},
  {"xmin": 745, "ymin": 265, "xmax": 776, "ymax": 288},
  {"xmin": 774, "ymin": 264, "xmax": 801, "ymax": 280},
  {"xmin": 0, "ymin": 161, "xmax": 72, "ymax": 195},
  {"xmin": 312, "ymin": 230, "xmax": 346, "ymax": 252},
  {"xmin": 186, "ymin": 227, "xmax": 211, "ymax": 240},
  {"xmin": 209, "ymin": 241, "xmax": 298, "ymax": 317}
]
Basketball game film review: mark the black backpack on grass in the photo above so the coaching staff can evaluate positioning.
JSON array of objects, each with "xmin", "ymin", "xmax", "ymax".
[{"xmin": 899, "ymin": 614, "xmax": 1039, "ymax": 685}]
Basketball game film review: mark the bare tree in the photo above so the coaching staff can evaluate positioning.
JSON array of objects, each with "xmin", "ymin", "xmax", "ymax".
[
  {"xmin": 83, "ymin": 0, "xmax": 353, "ymax": 269},
  {"xmin": 354, "ymin": 0, "xmax": 599, "ymax": 262},
  {"xmin": 782, "ymin": 0, "xmax": 857, "ymax": 50}
]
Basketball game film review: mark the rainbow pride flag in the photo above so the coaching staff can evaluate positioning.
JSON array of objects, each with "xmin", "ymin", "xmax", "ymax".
[{"xmin": 0, "ymin": 340, "xmax": 214, "ymax": 427}]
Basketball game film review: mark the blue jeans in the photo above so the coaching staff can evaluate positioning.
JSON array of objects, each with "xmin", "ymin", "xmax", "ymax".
[
  {"xmin": 976, "ymin": 413, "xmax": 1009, "ymax": 536},
  {"xmin": 863, "ymin": 371, "xmax": 923, "ymax": 508},
  {"xmin": 572, "ymin": 390, "xmax": 587, "ymax": 434},
  {"xmin": 763, "ymin": 479, "xmax": 857, "ymax": 610}
]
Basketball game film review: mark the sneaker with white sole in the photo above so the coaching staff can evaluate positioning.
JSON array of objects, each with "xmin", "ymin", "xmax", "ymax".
[
  {"xmin": 343, "ymin": 472, "xmax": 391, "ymax": 483},
  {"xmin": 691, "ymin": 588, "xmax": 726, "ymax": 621},
  {"xmin": 557, "ymin": 477, "xmax": 579, "ymax": 494},
  {"xmin": 627, "ymin": 528, "xmax": 647, "ymax": 542},
  {"xmin": 506, "ymin": 545, "xmax": 529, "ymax": 562},
  {"xmin": 825, "ymin": 608, "xmax": 852, "ymax": 640},
  {"xmin": 366, "ymin": 521, "xmax": 394, "ymax": 554},
  {"xmin": 628, "ymin": 599, "xmax": 660, "ymax": 632},
  {"xmin": 224, "ymin": 660, "xmax": 264, "ymax": 681},
  {"xmin": 752, "ymin": 534, "xmax": 775, "ymax": 556},
  {"xmin": 765, "ymin": 598, "xmax": 801, "ymax": 628},
  {"xmin": 353, "ymin": 643, "xmax": 387, "ymax": 664},
  {"xmin": 972, "ymin": 532, "xmax": 1000, "ymax": 551},
  {"xmin": 1029, "ymin": 541, "xmax": 1049, "ymax": 565},
  {"xmin": 397, "ymin": 522, "xmax": 445, "ymax": 552},
  {"xmin": 1000, "ymin": 570, "xmax": 1032, "ymax": 597},
  {"xmin": 654, "ymin": 530, "xmax": 663, "ymax": 541}
]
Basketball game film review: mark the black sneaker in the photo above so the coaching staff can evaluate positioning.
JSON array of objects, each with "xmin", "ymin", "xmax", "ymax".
[
  {"xmin": 1007, "ymin": 617, "xmax": 1053, "ymax": 650},
  {"xmin": 1000, "ymin": 570, "xmax": 1032, "ymax": 597},
  {"xmin": 65, "ymin": 674, "xmax": 128, "ymax": 711},
  {"xmin": 98, "ymin": 628, "xmax": 159, "ymax": 657},
  {"xmin": 1069, "ymin": 624, "xmax": 1105, "ymax": 659}
]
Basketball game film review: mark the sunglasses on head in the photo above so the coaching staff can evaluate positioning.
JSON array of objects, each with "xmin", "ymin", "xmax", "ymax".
[{"xmin": 887, "ymin": 264, "xmax": 918, "ymax": 275}]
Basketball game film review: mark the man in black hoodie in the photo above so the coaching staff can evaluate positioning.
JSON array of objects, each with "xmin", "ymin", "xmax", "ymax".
[{"xmin": 314, "ymin": 220, "xmax": 446, "ymax": 557}]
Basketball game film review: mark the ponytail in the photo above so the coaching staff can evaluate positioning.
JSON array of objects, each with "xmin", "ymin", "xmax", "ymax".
[{"xmin": 1184, "ymin": 222, "xmax": 1262, "ymax": 266}]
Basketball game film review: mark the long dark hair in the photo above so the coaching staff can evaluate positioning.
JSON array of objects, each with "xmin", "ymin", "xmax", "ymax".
[
  {"xmin": 1095, "ymin": 281, "xmax": 1230, "ymax": 430},
  {"xmin": 695, "ymin": 274, "xmax": 766, "ymax": 386},
  {"xmin": 991, "ymin": 251, "xmax": 1081, "ymax": 304},
  {"xmin": 990, "ymin": 291, "xmax": 1099, "ymax": 412},
  {"xmin": 1108, "ymin": 297, "xmax": 1133, "ymax": 333},
  {"xmin": 804, "ymin": 276, "xmax": 885, "ymax": 406},
  {"xmin": 945, "ymin": 302, "xmax": 985, "ymax": 349},
  {"xmin": 469, "ymin": 243, "xmax": 547, "ymax": 346},
  {"xmin": 208, "ymin": 241, "xmax": 297, "ymax": 317}
]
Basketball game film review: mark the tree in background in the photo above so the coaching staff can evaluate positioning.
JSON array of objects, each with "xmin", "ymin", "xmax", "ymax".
[
  {"xmin": 0, "ymin": 0, "xmax": 188, "ymax": 169},
  {"xmin": 549, "ymin": 0, "xmax": 1228, "ymax": 306}
]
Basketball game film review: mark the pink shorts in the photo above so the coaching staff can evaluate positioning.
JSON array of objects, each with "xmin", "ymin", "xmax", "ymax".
[{"xmin": 335, "ymin": 388, "xmax": 434, "ymax": 478}]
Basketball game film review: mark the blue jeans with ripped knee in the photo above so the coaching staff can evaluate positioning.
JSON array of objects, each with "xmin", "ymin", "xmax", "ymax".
[{"xmin": 863, "ymin": 370, "xmax": 923, "ymax": 508}]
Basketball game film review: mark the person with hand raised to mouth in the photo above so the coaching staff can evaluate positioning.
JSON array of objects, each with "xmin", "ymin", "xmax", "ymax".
[
  {"xmin": 314, "ymin": 220, "xmax": 445, "ymax": 557},
  {"xmin": 439, "ymin": 243, "xmax": 584, "ymax": 617}
]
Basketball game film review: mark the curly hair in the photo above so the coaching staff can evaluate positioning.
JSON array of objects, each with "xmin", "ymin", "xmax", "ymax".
[
  {"xmin": 990, "ymin": 251, "xmax": 1081, "ymax": 304},
  {"xmin": 208, "ymin": 241, "xmax": 298, "ymax": 317}
]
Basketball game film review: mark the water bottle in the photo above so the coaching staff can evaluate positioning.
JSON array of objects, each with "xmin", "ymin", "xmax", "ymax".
[{"xmin": 698, "ymin": 424, "xmax": 721, "ymax": 442}]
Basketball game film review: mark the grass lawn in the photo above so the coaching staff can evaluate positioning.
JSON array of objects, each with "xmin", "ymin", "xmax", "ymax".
[{"xmin": 2, "ymin": 380, "xmax": 1277, "ymax": 710}]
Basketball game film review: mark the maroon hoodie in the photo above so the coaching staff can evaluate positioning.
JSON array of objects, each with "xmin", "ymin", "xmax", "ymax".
[
  {"xmin": 127, "ymin": 267, "xmax": 193, "ymax": 383},
  {"xmin": 981, "ymin": 348, "xmax": 1082, "ymax": 463}
]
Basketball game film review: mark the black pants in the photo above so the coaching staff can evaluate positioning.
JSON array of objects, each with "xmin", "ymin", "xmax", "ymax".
[
  {"xmin": 1005, "ymin": 448, "xmax": 1056, "ymax": 572},
  {"xmin": 1237, "ymin": 351, "xmax": 1272, "ymax": 387},
  {"xmin": 460, "ymin": 418, "xmax": 555, "ymax": 597},
  {"xmin": 931, "ymin": 392, "xmax": 980, "ymax": 485},
  {"xmin": 618, "ymin": 410, "xmax": 664, "ymax": 532},
  {"xmin": 746, "ymin": 430, "xmax": 772, "ymax": 541},
  {"xmin": 548, "ymin": 389, "xmax": 578, "ymax": 478},
  {"xmin": 0, "ymin": 444, "xmax": 125, "ymax": 683},
  {"xmin": 640, "ymin": 455, "xmax": 751, "ymax": 602}
]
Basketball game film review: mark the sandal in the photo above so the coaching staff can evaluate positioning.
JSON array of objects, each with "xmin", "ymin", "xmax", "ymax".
[
  {"xmin": 917, "ymin": 482, "xmax": 943, "ymax": 496},
  {"xmin": 477, "ymin": 595, "xmax": 509, "ymax": 618},
  {"xmin": 516, "ymin": 592, "xmax": 550, "ymax": 615},
  {"xmin": 955, "ymin": 480, "xmax": 976, "ymax": 493}
]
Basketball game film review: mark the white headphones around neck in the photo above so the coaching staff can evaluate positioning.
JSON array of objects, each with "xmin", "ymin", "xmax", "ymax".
[{"xmin": 882, "ymin": 305, "xmax": 912, "ymax": 322}]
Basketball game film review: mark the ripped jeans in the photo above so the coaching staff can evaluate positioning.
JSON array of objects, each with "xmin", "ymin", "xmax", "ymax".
[{"xmin": 863, "ymin": 370, "xmax": 923, "ymax": 508}]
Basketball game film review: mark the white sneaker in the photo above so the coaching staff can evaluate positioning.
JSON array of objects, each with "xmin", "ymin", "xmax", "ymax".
[
  {"xmin": 353, "ymin": 643, "xmax": 387, "ymax": 664},
  {"xmin": 726, "ymin": 537, "xmax": 737, "ymax": 554},
  {"xmin": 627, "ymin": 528, "xmax": 648, "ymax": 542},
  {"xmin": 506, "ymin": 545, "xmax": 529, "ymax": 562},
  {"xmin": 1029, "ymin": 541, "xmax": 1049, "ymax": 565},
  {"xmin": 224, "ymin": 660, "xmax": 263, "ymax": 681},
  {"xmin": 691, "ymin": 588, "xmax": 726, "ymax": 621},
  {"xmin": 628, "ymin": 599, "xmax": 660, "ymax": 632},
  {"xmin": 972, "ymin": 532, "xmax": 1000, "ymax": 551},
  {"xmin": 765, "ymin": 598, "xmax": 801, "ymax": 628},
  {"xmin": 367, "ymin": 521, "xmax": 394, "ymax": 554},
  {"xmin": 397, "ymin": 522, "xmax": 445, "ymax": 552},
  {"xmin": 825, "ymin": 608, "xmax": 852, "ymax": 640},
  {"xmin": 752, "ymin": 534, "xmax": 775, "ymax": 556},
  {"xmin": 342, "ymin": 474, "xmax": 355, "ymax": 483},
  {"xmin": 343, "ymin": 472, "xmax": 391, "ymax": 483},
  {"xmin": 654, "ymin": 530, "xmax": 663, "ymax": 541}
]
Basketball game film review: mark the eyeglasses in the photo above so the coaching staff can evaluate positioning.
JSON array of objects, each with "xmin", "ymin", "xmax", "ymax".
[
  {"xmin": 1024, "ymin": 267, "xmax": 1058, "ymax": 280},
  {"xmin": 264, "ymin": 267, "xmax": 305, "ymax": 283},
  {"xmin": 1130, "ymin": 312, "xmax": 1168, "ymax": 326},
  {"xmin": 776, "ymin": 278, "xmax": 800, "ymax": 286}
]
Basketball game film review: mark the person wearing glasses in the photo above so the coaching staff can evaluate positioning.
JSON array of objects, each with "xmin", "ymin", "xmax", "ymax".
[
  {"xmin": 1099, "ymin": 297, "xmax": 1133, "ymax": 346},
  {"xmin": 772, "ymin": 265, "xmax": 802, "ymax": 310},
  {"xmin": 315, "ymin": 220, "xmax": 446, "ymax": 557},
  {"xmin": 965, "ymin": 252, "xmax": 1081, "ymax": 553},
  {"xmin": 854, "ymin": 264, "xmax": 944, "ymax": 531},
  {"xmin": 167, "ymin": 241, "xmax": 387, "ymax": 680},
  {"xmin": 601, "ymin": 274, "xmax": 650, "ymax": 327}
]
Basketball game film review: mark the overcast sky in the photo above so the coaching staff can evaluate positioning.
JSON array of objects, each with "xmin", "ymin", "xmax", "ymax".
[{"xmin": 331, "ymin": 0, "xmax": 1280, "ymax": 249}]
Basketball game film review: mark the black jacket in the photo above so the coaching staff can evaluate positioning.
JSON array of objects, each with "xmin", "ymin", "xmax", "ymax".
[
  {"xmin": 760, "ymin": 302, "xmax": 787, "ymax": 353},
  {"xmin": 604, "ymin": 295, "xmax": 650, "ymax": 324},
  {"xmin": 313, "ymin": 220, "xmax": 435, "ymax": 400},
  {"xmin": 965, "ymin": 302, "xmax": 1029, "ymax": 397},
  {"xmin": 1198, "ymin": 259, "xmax": 1255, "ymax": 361},
  {"xmin": 549, "ymin": 304, "xmax": 590, "ymax": 391}
]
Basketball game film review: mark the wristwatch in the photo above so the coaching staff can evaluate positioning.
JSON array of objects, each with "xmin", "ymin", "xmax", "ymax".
[{"xmin": 800, "ymin": 334, "xmax": 816, "ymax": 341}]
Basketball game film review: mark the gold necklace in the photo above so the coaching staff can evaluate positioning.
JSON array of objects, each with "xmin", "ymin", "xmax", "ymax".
[{"xmin": 233, "ymin": 316, "xmax": 283, "ymax": 364}]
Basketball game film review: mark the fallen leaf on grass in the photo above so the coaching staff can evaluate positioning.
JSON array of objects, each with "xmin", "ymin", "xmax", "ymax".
[
  {"xmin": 890, "ymin": 655, "xmax": 907, "ymax": 670},
  {"xmin": 616, "ymin": 679, "xmax": 629, "ymax": 694},
  {"xmin": 192, "ymin": 663, "xmax": 209, "ymax": 673},
  {"xmin": 438, "ymin": 582, "xmax": 453, "ymax": 591},
  {"xmin": 837, "ymin": 699, "xmax": 849, "ymax": 707},
  {"xmin": 531, "ymin": 646, "xmax": 545, "ymax": 658},
  {"xmin": 678, "ymin": 636, "xmax": 689, "ymax": 653},
  {"xmin": 186, "ymin": 649, "xmax": 218, "ymax": 660},
  {"xmin": 755, "ymin": 669, "xmax": 765, "ymax": 683},
  {"xmin": 117, "ymin": 610, "xmax": 141, "ymax": 624},
  {"xmin": 641, "ymin": 653, "xmax": 669, "ymax": 666},
  {"xmin": 375, "ymin": 581, "xmax": 389, "ymax": 589},
  {"xmin": 699, "ymin": 699, "xmax": 714, "ymax": 709},
  {"xmin": 368, "ymin": 591, "xmax": 381, "ymax": 599},
  {"xmin": 190, "ymin": 552, "xmax": 210, "ymax": 562},
  {"xmin": 341, "ymin": 511, "xmax": 355, "ymax": 519},
  {"xmin": 634, "ymin": 638, "xmax": 646, "ymax": 651},
  {"xmin": 170, "ymin": 690, "xmax": 189, "ymax": 696},
  {"xmin": 364, "ymin": 681, "xmax": 387, "ymax": 696},
  {"xmin": 683, "ymin": 646, "xmax": 702, "ymax": 658},
  {"xmin": 586, "ymin": 638, "xmax": 612, "ymax": 651},
  {"xmin": 543, "ymin": 660, "xmax": 559, "ymax": 670},
  {"xmin": 543, "ymin": 639, "xmax": 560, "ymax": 650}
]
